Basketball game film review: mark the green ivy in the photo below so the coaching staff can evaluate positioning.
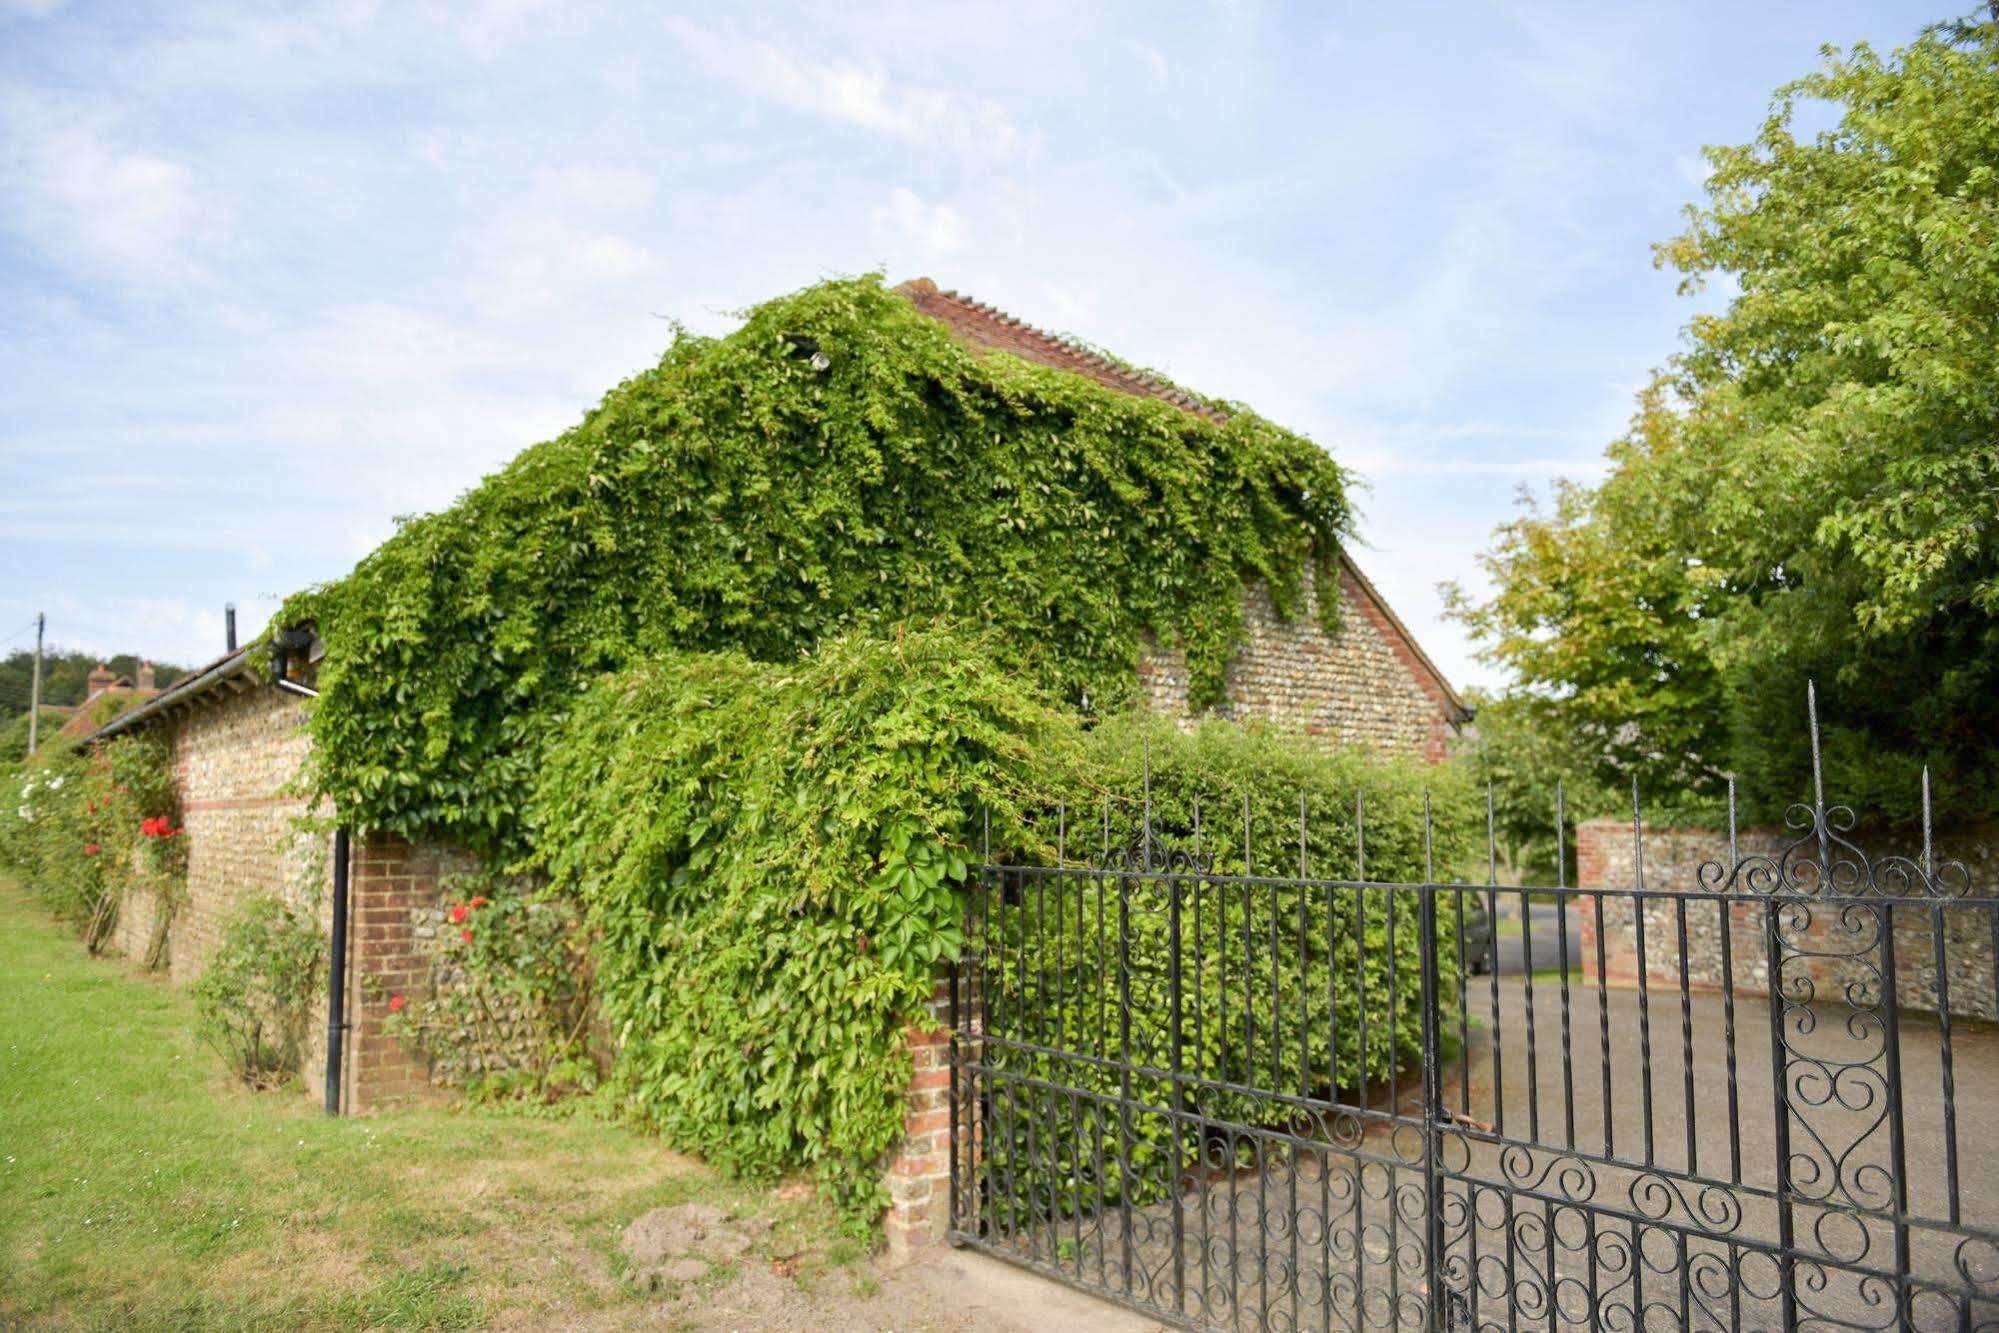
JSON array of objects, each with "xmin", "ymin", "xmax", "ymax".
[
  {"xmin": 526, "ymin": 625, "xmax": 1076, "ymax": 1233},
  {"xmin": 283, "ymin": 275, "xmax": 1351, "ymax": 856}
]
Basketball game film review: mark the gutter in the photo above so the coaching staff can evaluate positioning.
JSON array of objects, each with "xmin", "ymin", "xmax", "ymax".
[{"xmin": 81, "ymin": 645, "xmax": 258, "ymax": 744}]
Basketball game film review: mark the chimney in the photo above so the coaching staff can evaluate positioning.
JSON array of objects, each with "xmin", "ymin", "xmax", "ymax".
[
  {"xmin": 86, "ymin": 663, "xmax": 116, "ymax": 700},
  {"xmin": 226, "ymin": 603, "xmax": 237, "ymax": 653},
  {"xmin": 137, "ymin": 660, "xmax": 156, "ymax": 691}
]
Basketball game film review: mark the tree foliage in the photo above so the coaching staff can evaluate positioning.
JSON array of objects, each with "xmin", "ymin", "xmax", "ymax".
[
  {"xmin": 1449, "ymin": 16, "xmax": 1999, "ymax": 822},
  {"xmin": 0, "ymin": 651, "xmax": 185, "ymax": 720},
  {"xmin": 284, "ymin": 276, "xmax": 1351, "ymax": 855}
]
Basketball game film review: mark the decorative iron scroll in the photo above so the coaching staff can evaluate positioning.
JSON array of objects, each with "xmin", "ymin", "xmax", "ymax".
[{"xmin": 948, "ymin": 689, "xmax": 1999, "ymax": 1331}]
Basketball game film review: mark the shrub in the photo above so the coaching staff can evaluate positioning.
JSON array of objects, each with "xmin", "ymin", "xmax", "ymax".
[
  {"xmin": 979, "ymin": 714, "xmax": 1480, "ymax": 1223},
  {"xmin": 191, "ymin": 896, "xmax": 324, "ymax": 1088},
  {"xmin": 0, "ymin": 734, "xmax": 183, "ymax": 955},
  {"xmin": 527, "ymin": 625, "xmax": 1075, "ymax": 1234}
]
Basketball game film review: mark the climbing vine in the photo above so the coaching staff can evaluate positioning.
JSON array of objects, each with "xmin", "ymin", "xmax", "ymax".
[
  {"xmin": 527, "ymin": 626, "xmax": 1075, "ymax": 1233},
  {"xmin": 283, "ymin": 275, "xmax": 1351, "ymax": 855},
  {"xmin": 385, "ymin": 873, "xmax": 598, "ymax": 1103}
]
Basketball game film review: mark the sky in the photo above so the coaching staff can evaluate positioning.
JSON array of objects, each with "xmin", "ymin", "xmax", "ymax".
[{"xmin": 0, "ymin": 0, "xmax": 1950, "ymax": 690}]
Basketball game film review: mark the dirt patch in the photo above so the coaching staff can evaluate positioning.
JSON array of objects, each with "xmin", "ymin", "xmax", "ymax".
[{"xmin": 620, "ymin": 1202, "xmax": 774, "ymax": 1286}]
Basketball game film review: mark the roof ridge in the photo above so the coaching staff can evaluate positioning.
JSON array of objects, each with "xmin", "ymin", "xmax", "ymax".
[{"xmin": 895, "ymin": 277, "xmax": 1228, "ymax": 424}]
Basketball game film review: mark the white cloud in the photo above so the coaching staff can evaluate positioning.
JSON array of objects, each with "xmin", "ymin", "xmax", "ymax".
[
  {"xmin": 878, "ymin": 188, "xmax": 964, "ymax": 256},
  {"xmin": 466, "ymin": 216, "xmax": 662, "ymax": 318},
  {"xmin": 0, "ymin": 98, "xmax": 211, "ymax": 291},
  {"xmin": 668, "ymin": 18, "xmax": 1035, "ymax": 163}
]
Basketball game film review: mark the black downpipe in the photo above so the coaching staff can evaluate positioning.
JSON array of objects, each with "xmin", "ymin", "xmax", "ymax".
[{"xmin": 324, "ymin": 827, "xmax": 350, "ymax": 1114}]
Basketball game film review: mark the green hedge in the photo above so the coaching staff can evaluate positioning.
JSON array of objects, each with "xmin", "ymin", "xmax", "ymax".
[{"xmin": 979, "ymin": 716, "xmax": 1478, "ymax": 1224}]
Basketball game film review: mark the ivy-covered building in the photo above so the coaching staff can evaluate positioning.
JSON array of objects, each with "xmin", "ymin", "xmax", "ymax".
[
  {"xmin": 79, "ymin": 274, "xmax": 1466, "ymax": 1213},
  {"xmin": 898, "ymin": 278, "xmax": 1466, "ymax": 759}
]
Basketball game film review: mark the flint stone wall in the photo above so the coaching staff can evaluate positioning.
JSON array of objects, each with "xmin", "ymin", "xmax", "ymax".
[
  {"xmin": 1138, "ymin": 565, "xmax": 1456, "ymax": 762},
  {"xmin": 1577, "ymin": 820, "xmax": 1999, "ymax": 1021}
]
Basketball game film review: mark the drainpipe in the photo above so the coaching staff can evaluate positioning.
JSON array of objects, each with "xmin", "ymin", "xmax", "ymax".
[
  {"xmin": 324, "ymin": 826, "xmax": 350, "ymax": 1114},
  {"xmin": 270, "ymin": 627, "xmax": 320, "ymax": 698}
]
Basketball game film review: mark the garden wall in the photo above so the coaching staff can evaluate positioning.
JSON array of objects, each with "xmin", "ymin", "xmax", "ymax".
[
  {"xmin": 1576, "ymin": 819, "xmax": 1999, "ymax": 1019},
  {"xmin": 100, "ymin": 682, "xmax": 479, "ymax": 1112},
  {"xmin": 105, "ymin": 684, "xmax": 344, "ymax": 1101},
  {"xmin": 1137, "ymin": 565, "xmax": 1457, "ymax": 762}
]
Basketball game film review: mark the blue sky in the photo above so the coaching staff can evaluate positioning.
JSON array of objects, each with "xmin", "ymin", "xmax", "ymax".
[{"xmin": 0, "ymin": 0, "xmax": 1947, "ymax": 689}]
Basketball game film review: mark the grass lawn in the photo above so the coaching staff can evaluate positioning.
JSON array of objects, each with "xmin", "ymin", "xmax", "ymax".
[{"xmin": 0, "ymin": 876, "xmax": 860, "ymax": 1331}]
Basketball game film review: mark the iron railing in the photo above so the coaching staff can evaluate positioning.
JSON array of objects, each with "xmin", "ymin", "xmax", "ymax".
[{"xmin": 946, "ymin": 689, "xmax": 1999, "ymax": 1330}]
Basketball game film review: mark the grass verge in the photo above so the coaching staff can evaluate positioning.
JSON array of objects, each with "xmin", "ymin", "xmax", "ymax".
[{"xmin": 0, "ymin": 876, "xmax": 850, "ymax": 1331}]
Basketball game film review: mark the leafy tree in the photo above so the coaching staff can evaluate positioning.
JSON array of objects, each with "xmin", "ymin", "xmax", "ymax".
[
  {"xmin": 0, "ymin": 651, "xmax": 186, "ymax": 720},
  {"xmin": 1453, "ymin": 692, "xmax": 1619, "ymax": 883},
  {"xmin": 1449, "ymin": 14, "xmax": 1999, "ymax": 824},
  {"xmin": 0, "ymin": 710, "xmax": 67, "ymax": 765}
]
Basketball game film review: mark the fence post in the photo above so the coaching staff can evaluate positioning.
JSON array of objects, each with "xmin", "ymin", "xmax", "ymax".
[{"xmin": 1417, "ymin": 792, "xmax": 1449, "ymax": 1331}]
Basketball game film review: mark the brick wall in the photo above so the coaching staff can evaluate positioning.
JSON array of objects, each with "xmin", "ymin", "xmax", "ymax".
[
  {"xmin": 344, "ymin": 836, "xmax": 474, "ymax": 1112},
  {"xmin": 98, "ymin": 686, "xmax": 482, "ymax": 1112},
  {"xmin": 104, "ymin": 684, "xmax": 344, "ymax": 1101},
  {"xmin": 1576, "ymin": 819, "xmax": 1999, "ymax": 1020},
  {"xmin": 1138, "ymin": 563, "xmax": 1456, "ymax": 761}
]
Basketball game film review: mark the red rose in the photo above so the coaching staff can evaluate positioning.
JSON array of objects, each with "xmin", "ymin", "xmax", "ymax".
[
  {"xmin": 470, "ymin": 896, "xmax": 488, "ymax": 909},
  {"xmin": 85, "ymin": 843, "xmax": 100, "ymax": 856},
  {"xmin": 388, "ymin": 995, "xmax": 406, "ymax": 1013},
  {"xmin": 460, "ymin": 928, "xmax": 474, "ymax": 944},
  {"xmin": 449, "ymin": 903, "xmax": 468, "ymax": 924}
]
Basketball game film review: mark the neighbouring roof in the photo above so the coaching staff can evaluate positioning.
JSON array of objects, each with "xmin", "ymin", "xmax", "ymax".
[{"xmin": 896, "ymin": 277, "xmax": 1469, "ymax": 724}]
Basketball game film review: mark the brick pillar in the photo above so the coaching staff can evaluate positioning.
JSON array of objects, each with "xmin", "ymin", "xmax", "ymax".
[
  {"xmin": 345, "ymin": 834, "xmax": 448, "ymax": 1113},
  {"xmin": 1575, "ymin": 819, "xmax": 1639, "ymax": 987},
  {"xmin": 882, "ymin": 974, "xmax": 970, "ymax": 1261}
]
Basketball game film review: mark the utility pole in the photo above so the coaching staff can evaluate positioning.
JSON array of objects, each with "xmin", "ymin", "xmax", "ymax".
[{"xmin": 26, "ymin": 613, "xmax": 44, "ymax": 754}]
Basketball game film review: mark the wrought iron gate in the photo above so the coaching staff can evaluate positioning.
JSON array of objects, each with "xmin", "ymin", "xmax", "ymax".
[{"xmin": 945, "ymin": 694, "xmax": 1999, "ymax": 1329}]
